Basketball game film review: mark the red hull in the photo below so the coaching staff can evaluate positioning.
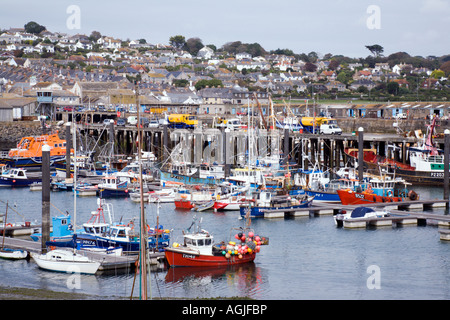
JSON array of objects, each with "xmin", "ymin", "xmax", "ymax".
[
  {"xmin": 174, "ymin": 200, "xmax": 193, "ymax": 209},
  {"xmin": 337, "ymin": 189, "xmax": 406, "ymax": 205},
  {"xmin": 165, "ymin": 249, "xmax": 256, "ymax": 267},
  {"xmin": 345, "ymin": 148, "xmax": 415, "ymax": 171},
  {"xmin": 213, "ymin": 202, "xmax": 228, "ymax": 210}
]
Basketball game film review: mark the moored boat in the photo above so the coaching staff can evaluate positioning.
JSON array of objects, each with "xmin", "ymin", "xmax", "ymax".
[
  {"xmin": 31, "ymin": 249, "xmax": 101, "ymax": 274},
  {"xmin": 0, "ymin": 248, "xmax": 28, "ymax": 260},
  {"xmin": 334, "ymin": 207, "xmax": 391, "ymax": 227},
  {"xmin": 165, "ymin": 218, "xmax": 264, "ymax": 267},
  {"xmin": 239, "ymin": 191, "xmax": 314, "ymax": 218},
  {"xmin": 0, "ymin": 131, "xmax": 70, "ymax": 170},
  {"xmin": 0, "ymin": 168, "xmax": 42, "ymax": 187}
]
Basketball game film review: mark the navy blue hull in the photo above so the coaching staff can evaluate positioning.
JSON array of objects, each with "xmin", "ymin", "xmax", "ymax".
[
  {"xmin": 239, "ymin": 200, "xmax": 313, "ymax": 218},
  {"xmin": 0, "ymin": 177, "xmax": 42, "ymax": 187}
]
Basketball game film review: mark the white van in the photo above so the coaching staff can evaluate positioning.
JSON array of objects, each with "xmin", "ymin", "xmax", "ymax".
[
  {"xmin": 226, "ymin": 118, "xmax": 244, "ymax": 131},
  {"xmin": 127, "ymin": 116, "xmax": 137, "ymax": 125},
  {"xmin": 320, "ymin": 124, "xmax": 342, "ymax": 135}
]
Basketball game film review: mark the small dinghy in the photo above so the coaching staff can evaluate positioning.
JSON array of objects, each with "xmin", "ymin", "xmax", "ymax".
[
  {"xmin": 191, "ymin": 200, "xmax": 215, "ymax": 212},
  {"xmin": 0, "ymin": 248, "xmax": 28, "ymax": 260}
]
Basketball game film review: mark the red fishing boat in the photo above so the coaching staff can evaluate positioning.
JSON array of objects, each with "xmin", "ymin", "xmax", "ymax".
[
  {"xmin": 165, "ymin": 219, "xmax": 265, "ymax": 267},
  {"xmin": 337, "ymin": 188, "xmax": 417, "ymax": 205},
  {"xmin": 174, "ymin": 187, "xmax": 213, "ymax": 210}
]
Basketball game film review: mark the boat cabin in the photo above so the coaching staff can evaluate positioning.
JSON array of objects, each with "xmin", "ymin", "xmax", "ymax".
[{"xmin": 183, "ymin": 231, "xmax": 214, "ymax": 255}]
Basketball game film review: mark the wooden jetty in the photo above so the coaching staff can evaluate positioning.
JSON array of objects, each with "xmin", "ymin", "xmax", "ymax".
[
  {"xmin": 262, "ymin": 198, "xmax": 450, "ymax": 240},
  {"xmin": 262, "ymin": 199, "xmax": 449, "ymax": 219},
  {"xmin": 0, "ymin": 237, "xmax": 164, "ymax": 271}
]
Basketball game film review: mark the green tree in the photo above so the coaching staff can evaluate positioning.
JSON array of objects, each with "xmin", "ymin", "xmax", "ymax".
[
  {"xmin": 365, "ymin": 44, "xmax": 384, "ymax": 57},
  {"xmin": 169, "ymin": 35, "xmax": 186, "ymax": 49},
  {"xmin": 387, "ymin": 81, "xmax": 399, "ymax": 95},
  {"xmin": 185, "ymin": 37, "xmax": 204, "ymax": 56},
  {"xmin": 431, "ymin": 69, "xmax": 445, "ymax": 79},
  {"xmin": 195, "ymin": 79, "xmax": 223, "ymax": 90},
  {"xmin": 24, "ymin": 21, "xmax": 46, "ymax": 34},
  {"xmin": 89, "ymin": 31, "xmax": 101, "ymax": 42}
]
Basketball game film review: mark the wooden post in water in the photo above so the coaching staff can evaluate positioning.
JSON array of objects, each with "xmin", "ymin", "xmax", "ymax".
[
  {"xmin": 65, "ymin": 122, "xmax": 71, "ymax": 179},
  {"xmin": 41, "ymin": 144, "xmax": 51, "ymax": 254},
  {"xmin": 283, "ymin": 127, "xmax": 289, "ymax": 165},
  {"xmin": 358, "ymin": 127, "xmax": 364, "ymax": 183},
  {"xmin": 163, "ymin": 124, "xmax": 169, "ymax": 163},
  {"xmin": 444, "ymin": 129, "xmax": 449, "ymax": 204}
]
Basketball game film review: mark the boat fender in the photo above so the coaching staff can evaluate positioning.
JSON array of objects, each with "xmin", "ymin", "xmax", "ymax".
[{"xmin": 408, "ymin": 190, "xmax": 417, "ymax": 201}]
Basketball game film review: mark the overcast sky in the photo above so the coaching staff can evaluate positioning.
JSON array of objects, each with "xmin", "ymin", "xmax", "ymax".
[{"xmin": 1, "ymin": 0, "xmax": 449, "ymax": 58}]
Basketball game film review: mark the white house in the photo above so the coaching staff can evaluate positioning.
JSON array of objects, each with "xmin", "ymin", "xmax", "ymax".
[
  {"xmin": 75, "ymin": 40, "xmax": 93, "ymax": 50},
  {"xmin": 34, "ymin": 43, "xmax": 55, "ymax": 54},
  {"xmin": 197, "ymin": 46, "xmax": 214, "ymax": 59},
  {"xmin": 236, "ymin": 52, "xmax": 252, "ymax": 60}
]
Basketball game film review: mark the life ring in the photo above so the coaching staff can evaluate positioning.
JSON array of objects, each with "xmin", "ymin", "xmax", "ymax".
[
  {"xmin": 387, "ymin": 190, "xmax": 393, "ymax": 197},
  {"xmin": 5, "ymin": 223, "xmax": 13, "ymax": 227},
  {"xmin": 408, "ymin": 190, "xmax": 417, "ymax": 201}
]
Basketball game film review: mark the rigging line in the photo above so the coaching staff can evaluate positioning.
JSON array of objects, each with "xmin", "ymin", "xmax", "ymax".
[{"xmin": 0, "ymin": 199, "xmax": 24, "ymax": 219}]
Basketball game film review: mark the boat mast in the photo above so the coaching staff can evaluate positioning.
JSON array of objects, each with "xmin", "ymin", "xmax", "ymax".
[
  {"xmin": 72, "ymin": 109, "xmax": 77, "ymax": 236},
  {"xmin": 136, "ymin": 82, "xmax": 149, "ymax": 300},
  {"xmin": 1, "ymin": 201, "xmax": 8, "ymax": 250}
]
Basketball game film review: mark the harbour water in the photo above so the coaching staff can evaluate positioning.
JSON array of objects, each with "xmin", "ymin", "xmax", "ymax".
[{"xmin": 0, "ymin": 185, "xmax": 449, "ymax": 300}]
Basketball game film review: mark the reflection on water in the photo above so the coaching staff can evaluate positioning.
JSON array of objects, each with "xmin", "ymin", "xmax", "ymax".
[{"xmin": 0, "ymin": 185, "xmax": 449, "ymax": 299}]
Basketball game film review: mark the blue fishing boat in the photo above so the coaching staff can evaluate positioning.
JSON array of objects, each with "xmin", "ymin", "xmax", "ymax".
[
  {"xmin": 239, "ymin": 191, "xmax": 314, "ymax": 218},
  {"xmin": 0, "ymin": 167, "xmax": 42, "ymax": 187},
  {"xmin": 97, "ymin": 175, "xmax": 131, "ymax": 198}
]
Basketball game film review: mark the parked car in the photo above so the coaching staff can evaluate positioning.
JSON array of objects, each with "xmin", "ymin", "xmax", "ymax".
[
  {"xmin": 148, "ymin": 119, "xmax": 159, "ymax": 128},
  {"xmin": 103, "ymin": 119, "xmax": 114, "ymax": 125},
  {"xmin": 395, "ymin": 113, "xmax": 407, "ymax": 119},
  {"xmin": 116, "ymin": 118, "xmax": 126, "ymax": 126},
  {"xmin": 127, "ymin": 116, "xmax": 137, "ymax": 125}
]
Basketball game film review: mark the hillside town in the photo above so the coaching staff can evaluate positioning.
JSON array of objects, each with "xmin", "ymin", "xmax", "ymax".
[{"xmin": 0, "ymin": 23, "xmax": 449, "ymax": 120}]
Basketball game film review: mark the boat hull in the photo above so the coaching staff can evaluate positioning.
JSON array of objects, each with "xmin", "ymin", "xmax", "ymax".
[
  {"xmin": 165, "ymin": 248, "xmax": 255, "ymax": 267},
  {"xmin": 0, "ymin": 248, "xmax": 28, "ymax": 260},
  {"xmin": 0, "ymin": 176, "xmax": 42, "ymax": 187},
  {"xmin": 0, "ymin": 155, "xmax": 66, "ymax": 170},
  {"xmin": 239, "ymin": 200, "xmax": 313, "ymax": 218},
  {"xmin": 97, "ymin": 187, "xmax": 129, "ymax": 198},
  {"xmin": 160, "ymin": 170, "xmax": 223, "ymax": 186},
  {"xmin": 31, "ymin": 251, "xmax": 100, "ymax": 274},
  {"xmin": 337, "ymin": 189, "xmax": 407, "ymax": 205},
  {"xmin": 305, "ymin": 190, "xmax": 340, "ymax": 203}
]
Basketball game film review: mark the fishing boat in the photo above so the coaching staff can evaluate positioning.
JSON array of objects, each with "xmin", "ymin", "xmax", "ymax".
[
  {"xmin": 239, "ymin": 191, "xmax": 314, "ymax": 218},
  {"xmin": 174, "ymin": 187, "xmax": 213, "ymax": 210},
  {"xmin": 165, "ymin": 218, "xmax": 264, "ymax": 267},
  {"xmin": 345, "ymin": 117, "xmax": 447, "ymax": 185},
  {"xmin": 0, "ymin": 168, "xmax": 42, "ymax": 187},
  {"xmin": 148, "ymin": 188, "xmax": 177, "ymax": 203},
  {"xmin": 0, "ymin": 131, "xmax": 70, "ymax": 170},
  {"xmin": 31, "ymin": 249, "xmax": 101, "ymax": 274},
  {"xmin": 336, "ymin": 179, "xmax": 417, "ymax": 205},
  {"xmin": 97, "ymin": 175, "xmax": 131, "ymax": 198}
]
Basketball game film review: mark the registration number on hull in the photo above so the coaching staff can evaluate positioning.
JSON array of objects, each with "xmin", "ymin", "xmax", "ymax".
[{"xmin": 182, "ymin": 254, "xmax": 196, "ymax": 259}]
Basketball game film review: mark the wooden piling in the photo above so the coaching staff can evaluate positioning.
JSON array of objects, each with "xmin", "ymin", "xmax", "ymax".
[
  {"xmin": 65, "ymin": 123, "xmax": 71, "ymax": 179},
  {"xmin": 41, "ymin": 144, "xmax": 51, "ymax": 254}
]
